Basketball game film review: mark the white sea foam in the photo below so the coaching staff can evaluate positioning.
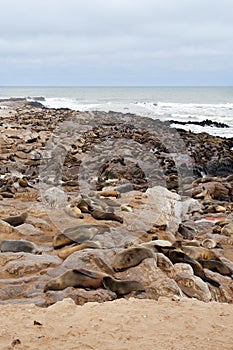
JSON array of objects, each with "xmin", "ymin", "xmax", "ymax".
[
  {"xmin": 41, "ymin": 97, "xmax": 233, "ymax": 138},
  {"xmin": 1, "ymin": 86, "xmax": 233, "ymax": 138}
]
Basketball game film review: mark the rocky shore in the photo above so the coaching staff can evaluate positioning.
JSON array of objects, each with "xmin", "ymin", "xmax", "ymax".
[{"xmin": 0, "ymin": 99, "xmax": 233, "ymax": 307}]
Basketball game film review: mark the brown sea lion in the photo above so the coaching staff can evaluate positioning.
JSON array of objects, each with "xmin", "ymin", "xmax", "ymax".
[
  {"xmin": 102, "ymin": 276, "xmax": 145, "ymax": 296},
  {"xmin": 98, "ymin": 190, "xmax": 120, "ymax": 198},
  {"xmin": 43, "ymin": 268, "xmax": 107, "ymax": 292},
  {"xmin": 53, "ymin": 225, "xmax": 100, "ymax": 249},
  {"xmin": 2, "ymin": 212, "xmax": 28, "ymax": 227},
  {"xmin": 157, "ymin": 247, "xmax": 220, "ymax": 288},
  {"xmin": 58, "ymin": 240, "xmax": 101, "ymax": 260},
  {"xmin": 77, "ymin": 199, "xmax": 90, "ymax": 213},
  {"xmin": 90, "ymin": 209, "xmax": 123, "ymax": 223},
  {"xmin": 198, "ymin": 259, "xmax": 232, "ymax": 276},
  {"xmin": 113, "ymin": 247, "xmax": 156, "ymax": 271},
  {"xmin": 173, "ymin": 241, "xmax": 220, "ymax": 260},
  {"xmin": 181, "ymin": 246, "xmax": 220, "ymax": 261},
  {"xmin": 0, "ymin": 239, "xmax": 39, "ymax": 254}
]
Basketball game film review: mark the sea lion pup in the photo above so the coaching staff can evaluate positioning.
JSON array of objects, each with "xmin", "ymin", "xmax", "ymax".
[
  {"xmin": 44, "ymin": 268, "xmax": 107, "ymax": 292},
  {"xmin": 201, "ymin": 238, "xmax": 222, "ymax": 249},
  {"xmin": 2, "ymin": 212, "xmax": 28, "ymax": 227},
  {"xmin": 0, "ymin": 239, "xmax": 39, "ymax": 254},
  {"xmin": 90, "ymin": 208, "xmax": 123, "ymax": 223},
  {"xmin": 198, "ymin": 259, "xmax": 233, "ymax": 277},
  {"xmin": 113, "ymin": 247, "xmax": 156, "ymax": 271},
  {"xmin": 158, "ymin": 247, "xmax": 220, "ymax": 288},
  {"xmin": 64, "ymin": 204, "xmax": 84, "ymax": 219},
  {"xmin": 102, "ymin": 276, "xmax": 145, "ymax": 297},
  {"xmin": 58, "ymin": 240, "xmax": 101, "ymax": 260}
]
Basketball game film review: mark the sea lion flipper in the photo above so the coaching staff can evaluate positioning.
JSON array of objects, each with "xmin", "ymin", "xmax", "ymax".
[
  {"xmin": 203, "ymin": 277, "xmax": 220, "ymax": 288},
  {"xmin": 72, "ymin": 268, "xmax": 99, "ymax": 279}
]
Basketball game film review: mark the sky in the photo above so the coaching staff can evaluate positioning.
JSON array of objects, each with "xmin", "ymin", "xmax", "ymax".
[{"xmin": 0, "ymin": 0, "xmax": 233, "ymax": 86}]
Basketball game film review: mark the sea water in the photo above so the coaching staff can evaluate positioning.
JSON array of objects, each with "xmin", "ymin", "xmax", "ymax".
[{"xmin": 0, "ymin": 86, "xmax": 233, "ymax": 138}]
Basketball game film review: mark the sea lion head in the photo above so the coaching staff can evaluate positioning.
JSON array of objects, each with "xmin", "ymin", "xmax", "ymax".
[{"xmin": 44, "ymin": 278, "xmax": 62, "ymax": 292}]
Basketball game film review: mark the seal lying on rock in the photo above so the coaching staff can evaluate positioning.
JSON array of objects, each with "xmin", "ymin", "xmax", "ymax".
[
  {"xmin": 57, "ymin": 240, "xmax": 101, "ymax": 260},
  {"xmin": 102, "ymin": 276, "xmax": 145, "ymax": 297},
  {"xmin": 157, "ymin": 246, "xmax": 220, "ymax": 288},
  {"xmin": 198, "ymin": 259, "xmax": 232, "ymax": 276},
  {"xmin": 90, "ymin": 208, "xmax": 123, "ymax": 223},
  {"xmin": 113, "ymin": 247, "xmax": 156, "ymax": 271},
  {"xmin": 2, "ymin": 212, "xmax": 28, "ymax": 226},
  {"xmin": 0, "ymin": 239, "xmax": 40, "ymax": 254},
  {"xmin": 173, "ymin": 241, "xmax": 220, "ymax": 260},
  {"xmin": 64, "ymin": 204, "xmax": 84, "ymax": 219},
  {"xmin": 44, "ymin": 268, "xmax": 107, "ymax": 292},
  {"xmin": 53, "ymin": 225, "xmax": 103, "ymax": 249}
]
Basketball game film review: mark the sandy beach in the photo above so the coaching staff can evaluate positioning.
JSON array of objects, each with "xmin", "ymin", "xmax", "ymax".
[{"xmin": 1, "ymin": 298, "xmax": 233, "ymax": 350}]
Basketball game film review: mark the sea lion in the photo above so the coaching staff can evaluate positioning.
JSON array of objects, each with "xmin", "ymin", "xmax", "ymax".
[
  {"xmin": 0, "ymin": 239, "xmax": 39, "ymax": 254},
  {"xmin": 102, "ymin": 276, "xmax": 145, "ymax": 296},
  {"xmin": 58, "ymin": 240, "xmax": 101, "ymax": 260},
  {"xmin": 98, "ymin": 190, "xmax": 120, "ymax": 198},
  {"xmin": 140, "ymin": 240, "xmax": 172, "ymax": 249},
  {"xmin": 90, "ymin": 209, "xmax": 123, "ymax": 223},
  {"xmin": 2, "ymin": 212, "xmax": 28, "ymax": 227},
  {"xmin": 173, "ymin": 241, "xmax": 220, "ymax": 260},
  {"xmin": 113, "ymin": 247, "xmax": 156, "ymax": 271},
  {"xmin": 44, "ymin": 268, "xmax": 107, "ymax": 292},
  {"xmin": 158, "ymin": 247, "xmax": 220, "ymax": 288},
  {"xmin": 181, "ymin": 246, "xmax": 220, "ymax": 261},
  {"xmin": 64, "ymin": 204, "xmax": 84, "ymax": 219},
  {"xmin": 77, "ymin": 199, "xmax": 90, "ymax": 213},
  {"xmin": 53, "ymin": 225, "xmax": 100, "ymax": 249},
  {"xmin": 201, "ymin": 238, "xmax": 222, "ymax": 249},
  {"xmin": 198, "ymin": 259, "xmax": 232, "ymax": 276}
]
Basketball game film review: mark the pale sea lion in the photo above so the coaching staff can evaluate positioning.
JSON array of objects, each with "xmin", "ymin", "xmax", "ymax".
[
  {"xmin": 90, "ymin": 209, "xmax": 123, "ymax": 223},
  {"xmin": 173, "ymin": 241, "xmax": 220, "ymax": 260},
  {"xmin": 201, "ymin": 238, "xmax": 222, "ymax": 249},
  {"xmin": 2, "ymin": 212, "xmax": 28, "ymax": 227},
  {"xmin": 44, "ymin": 268, "xmax": 107, "ymax": 292},
  {"xmin": 181, "ymin": 246, "xmax": 220, "ymax": 261},
  {"xmin": 0, "ymin": 239, "xmax": 39, "ymax": 254},
  {"xmin": 58, "ymin": 240, "xmax": 101, "ymax": 260},
  {"xmin": 102, "ymin": 276, "xmax": 145, "ymax": 296},
  {"xmin": 113, "ymin": 246, "xmax": 156, "ymax": 271},
  {"xmin": 64, "ymin": 204, "xmax": 84, "ymax": 219},
  {"xmin": 140, "ymin": 240, "xmax": 172, "ymax": 249}
]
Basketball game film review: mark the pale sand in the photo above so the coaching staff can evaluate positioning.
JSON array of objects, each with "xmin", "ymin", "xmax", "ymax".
[{"xmin": 0, "ymin": 298, "xmax": 232, "ymax": 350}]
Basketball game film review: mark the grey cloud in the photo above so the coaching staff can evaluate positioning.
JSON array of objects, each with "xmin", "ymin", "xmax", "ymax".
[{"xmin": 0, "ymin": 0, "xmax": 233, "ymax": 85}]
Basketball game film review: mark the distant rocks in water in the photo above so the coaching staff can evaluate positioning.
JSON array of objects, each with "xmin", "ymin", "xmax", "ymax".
[{"xmin": 169, "ymin": 118, "xmax": 229, "ymax": 129}]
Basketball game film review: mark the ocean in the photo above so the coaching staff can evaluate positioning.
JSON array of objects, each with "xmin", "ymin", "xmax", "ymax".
[{"xmin": 0, "ymin": 86, "xmax": 233, "ymax": 138}]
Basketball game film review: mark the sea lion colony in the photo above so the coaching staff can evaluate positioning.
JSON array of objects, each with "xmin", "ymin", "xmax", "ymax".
[{"xmin": 0, "ymin": 100, "xmax": 233, "ymax": 306}]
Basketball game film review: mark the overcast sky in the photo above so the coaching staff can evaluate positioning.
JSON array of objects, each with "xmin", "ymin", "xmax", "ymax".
[{"xmin": 0, "ymin": 0, "xmax": 233, "ymax": 86}]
